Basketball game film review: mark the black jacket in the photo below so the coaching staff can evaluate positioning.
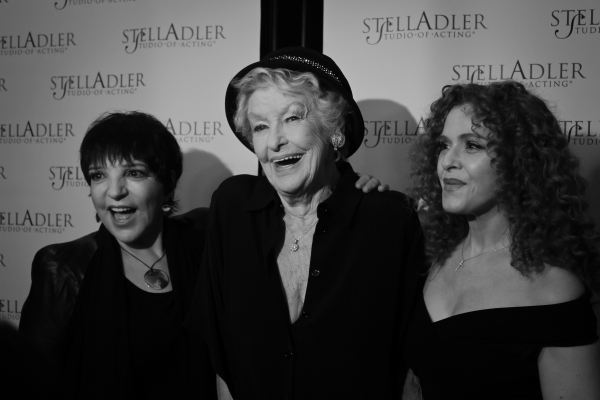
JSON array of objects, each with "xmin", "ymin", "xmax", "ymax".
[{"xmin": 18, "ymin": 208, "xmax": 209, "ymax": 393}]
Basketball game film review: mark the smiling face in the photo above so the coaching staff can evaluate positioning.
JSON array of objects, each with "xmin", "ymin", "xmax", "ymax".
[
  {"xmin": 89, "ymin": 159, "xmax": 166, "ymax": 248},
  {"xmin": 437, "ymin": 106, "xmax": 498, "ymax": 217},
  {"xmin": 248, "ymin": 86, "xmax": 333, "ymax": 198}
]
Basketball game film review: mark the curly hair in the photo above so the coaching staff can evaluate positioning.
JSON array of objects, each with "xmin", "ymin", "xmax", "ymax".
[
  {"xmin": 232, "ymin": 67, "xmax": 351, "ymax": 158},
  {"xmin": 411, "ymin": 81, "xmax": 600, "ymax": 290}
]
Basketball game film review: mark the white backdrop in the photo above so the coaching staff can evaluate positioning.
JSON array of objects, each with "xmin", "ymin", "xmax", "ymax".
[
  {"xmin": 0, "ymin": 0, "xmax": 260, "ymax": 327},
  {"xmin": 324, "ymin": 0, "xmax": 600, "ymax": 330}
]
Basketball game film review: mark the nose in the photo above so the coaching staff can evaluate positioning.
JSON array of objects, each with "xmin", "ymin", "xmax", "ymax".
[
  {"xmin": 107, "ymin": 176, "xmax": 128, "ymax": 200},
  {"xmin": 440, "ymin": 145, "xmax": 461, "ymax": 171},
  {"xmin": 267, "ymin": 122, "xmax": 287, "ymax": 151}
]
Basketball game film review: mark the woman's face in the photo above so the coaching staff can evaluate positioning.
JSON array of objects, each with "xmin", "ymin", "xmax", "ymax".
[
  {"xmin": 89, "ymin": 159, "xmax": 166, "ymax": 248},
  {"xmin": 437, "ymin": 106, "xmax": 498, "ymax": 216},
  {"xmin": 247, "ymin": 86, "xmax": 330, "ymax": 197}
]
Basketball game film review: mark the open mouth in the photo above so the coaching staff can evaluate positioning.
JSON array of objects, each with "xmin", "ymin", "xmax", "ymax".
[
  {"xmin": 273, "ymin": 154, "xmax": 303, "ymax": 167},
  {"xmin": 109, "ymin": 207, "xmax": 136, "ymax": 222}
]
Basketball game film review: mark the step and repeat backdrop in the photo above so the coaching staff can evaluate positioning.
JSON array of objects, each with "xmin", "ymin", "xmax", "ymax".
[
  {"xmin": 1, "ymin": 0, "xmax": 599, "ymax": 329},
  {"xmin": 0, "ymin": 0, "xmax": 260, "ymax": 327},
  {"xmin": 324, "ymin": 0, "xmax": 599, "ymax": 212},
  {"xmin": 323, "ymin": 0, "xmax": 600, "ymax": 328}
]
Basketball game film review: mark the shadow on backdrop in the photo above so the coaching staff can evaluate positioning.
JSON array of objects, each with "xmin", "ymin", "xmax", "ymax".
[
  {"xmin": 353, "ymin": 99, "xmax": 419, "ymax": 194},
  {"xmin": 177, "ymin": 149, "xmax": 233, "ymax": 212}
]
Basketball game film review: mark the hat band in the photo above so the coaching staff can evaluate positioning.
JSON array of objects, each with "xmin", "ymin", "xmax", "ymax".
[{"xmin": 269, "ymin": 55, "xmax": 341, "ymax": 83}]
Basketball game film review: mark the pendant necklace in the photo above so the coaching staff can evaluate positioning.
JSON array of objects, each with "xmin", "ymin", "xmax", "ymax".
[
  {"xmin": 283, "ymin": 217, "xmax": 318, "ymax": 252},
  {"xmin": 120, "ymin": 246, "xmax": 170, "ymax": 290},
  {"xmin": 455, "ymin": 239, "xmax": 510, "ymax": 272}
]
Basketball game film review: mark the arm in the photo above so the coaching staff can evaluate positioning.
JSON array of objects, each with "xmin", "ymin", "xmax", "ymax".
[
  {"xmin": 538, "ymin": 340, "xmax": 600, "ymax": 400},
  {"xmin": 355, "ymin": 173, "xmax": 389, "ymax": 192},
  {"xmin": 19, "ymin": 247, "xmax": 81, "ymax": 393}
]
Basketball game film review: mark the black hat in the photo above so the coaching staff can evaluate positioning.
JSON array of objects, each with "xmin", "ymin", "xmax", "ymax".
[{"xmin": 225, "ymin": 47, "xmax": 364, "ymax": 158}]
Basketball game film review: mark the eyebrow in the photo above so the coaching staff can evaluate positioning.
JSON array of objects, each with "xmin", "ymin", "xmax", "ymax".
[
  {"xmin": 88, "ymin": 161, "xmax": 148, "ymax": 170},
  {"xmin": 439, "ymin": 132, "xmax": 488, "ymax": 141},
  {"xmin": 248, "ymin": 102, "xmax": 306, "ymax": 120}
]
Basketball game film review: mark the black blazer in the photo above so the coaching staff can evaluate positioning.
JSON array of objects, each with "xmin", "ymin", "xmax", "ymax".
[{"xmin": 18, "ymin": 208, "xmax": 209, "ymax": 385}]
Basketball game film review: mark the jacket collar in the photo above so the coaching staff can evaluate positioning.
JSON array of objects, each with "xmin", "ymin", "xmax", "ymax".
[{"xmin": 245, "ymin": 162, "xmax": 361, "ymax": 230}]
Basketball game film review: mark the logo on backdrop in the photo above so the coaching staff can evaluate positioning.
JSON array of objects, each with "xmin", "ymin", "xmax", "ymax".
[
  {"xmin": 0, "ymin": 122, "xmax": 74, "ymax": 144},
  {"xmin": 0, "ymin": 166, "xmax": 5, "ymax": 179},
  {"xmin": 0, "ymin": 32, "xmax": 76, "ymax": 56},
  {"xmin": 0, "ymin": 210, "xmax": 74, "ymax": 234},
  {"xmin": 122, "ymin": 23, "xmax": 226, "ymax": 53},
  {"xmin": 51, "ymin": 72, "xmax": 145, "ymax": 100},
  {"xmin": 363, "ymin": 12, "xmax": 487, "ymax": 45},
  {"xmin": 0, "ymin": 254, "xmax": 5, "ymax": 267},
  {"xmin": 0, "ymin": 78, "xmax": 6, "ymax": 91},
  {"xmin": 363, "ymin": 119, "xmax": 425, "ymax": 148},
  {"xmin": 561, "ymin": 120, "xmax": 600, "ymax": 146},
  {"xmin": 552, "ymin": 9, "xmax": 599, "ymax": 39},
  {"xmin": 55, "ymin": 0, "xmax": 136, "ymax": 10},
  {"xmin": 165, "ymin": 118, "xmax": 225, "ymax": 144},
  {"xmin": 451, "ymin": 61, "xmax": 586, "ymax": 88},
  {"xmin": 0, "ymin": 299, "xmax": 20, "ymax": 322},
  {"xmin": 50, "ymin": 166, "xmax": 88, "ymax": 190}
]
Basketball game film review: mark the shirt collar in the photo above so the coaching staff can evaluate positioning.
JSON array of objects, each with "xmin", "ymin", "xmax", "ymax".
[{"xmin": 245, "ymin": 162, "xmax": 362, "ymax": 229}]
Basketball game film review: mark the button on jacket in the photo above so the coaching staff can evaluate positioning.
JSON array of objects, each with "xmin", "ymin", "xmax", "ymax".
[{"xmin": 187, "ymin": 163, "xmax": 426, "ymax": 399}]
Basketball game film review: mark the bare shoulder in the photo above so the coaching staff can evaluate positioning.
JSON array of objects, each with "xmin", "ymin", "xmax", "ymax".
[{"xmin": 531, "ymin": 265, "xmax": 586, "ymax": 305}]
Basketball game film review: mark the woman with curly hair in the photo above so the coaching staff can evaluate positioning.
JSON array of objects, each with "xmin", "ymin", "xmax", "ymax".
[{"xmin": 403, "ymin": 80, "xmax": 600, "ymax": 399}]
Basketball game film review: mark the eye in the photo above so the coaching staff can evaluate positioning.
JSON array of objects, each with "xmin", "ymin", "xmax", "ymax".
[
  {"xmin": 437, "ymin": 140, "xmax": 450, "ymax": 151},
  {"xmin": 465, "ymin": 140, "xmax": 484, "ymax": 150},
  {"xmin": 89, "ymin": 171, "xmax": 104, "ymax": 181},
  {"xmin": 285, "ymin": 115, "xmax": 300, "ymax": 123},
  {"xmin": 127, "ymin": 169, "xmax": 148, "ymax": 178},
  {"xmin": 252, "ymin": 124, "xmax": 268, "ymax": 133}
]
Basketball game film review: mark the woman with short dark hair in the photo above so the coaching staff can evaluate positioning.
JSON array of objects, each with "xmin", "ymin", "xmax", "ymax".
[
  {"xmin": 19, "ymin": 111, "xmax": 216, "ymax": 399},
  {"xmin": 404, "ymin": 81, "xmax": 600, "ymax": 399}
]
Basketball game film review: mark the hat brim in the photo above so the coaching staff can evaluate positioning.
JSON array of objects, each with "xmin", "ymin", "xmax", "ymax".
[{"xmin": 225, "ymin": 57, "xmax": 364, "ymax": 158}]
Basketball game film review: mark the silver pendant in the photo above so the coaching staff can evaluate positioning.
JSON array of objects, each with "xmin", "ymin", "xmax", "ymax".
[
  {"xmin": 144, "ymin": 269, "xmax": 169, "ymax": 290},
  {"xmin": 455, "ymin": 260, "xmax": 465, "ymax": 272},
  {"xmin": 290, "ymin": 241, "xmax": 299, "ymax": 252}
]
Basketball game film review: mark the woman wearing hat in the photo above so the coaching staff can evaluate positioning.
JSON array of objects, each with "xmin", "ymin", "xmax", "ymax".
[{"xmin": 186, "ymin": 47, "xmax": 426, "ymax": 399}]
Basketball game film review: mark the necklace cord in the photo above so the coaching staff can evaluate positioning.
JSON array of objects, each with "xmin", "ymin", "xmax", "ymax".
[
  {"xmin": 455, "ymin": 239, "xmax": 510, "ymax": 272},
  {"xmin": 120, "ymin": 246, "xmax": 166, "ymax": 271}
]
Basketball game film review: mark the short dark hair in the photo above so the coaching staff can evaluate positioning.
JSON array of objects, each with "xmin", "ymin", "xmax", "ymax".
[
  {"xmin": 79, "ymin": 111, "xmax": 183, "ymax": 212},
  {"xmin": 411, "ymin": 80, "xmax": 600, "ymax": 289}
]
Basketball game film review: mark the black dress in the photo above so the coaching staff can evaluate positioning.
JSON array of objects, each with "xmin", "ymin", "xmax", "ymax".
[{"xmin": 403, "ymin": 290, "xmax": 598, "ymax": 399}]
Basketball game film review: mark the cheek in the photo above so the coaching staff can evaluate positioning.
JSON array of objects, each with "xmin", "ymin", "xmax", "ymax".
[
  {"xmin": 252, "ymin": 136, "xmax": 268, "ymax": 161},
  {"xmin": 89, "ymin": 186, "xmax": 103, "ymax": 209}
]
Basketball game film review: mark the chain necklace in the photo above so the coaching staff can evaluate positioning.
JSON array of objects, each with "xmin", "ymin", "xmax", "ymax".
[
  {"xmin": 455, "ymin": 239, "xmax": 510, "ymax": 272},
  {"xmin": 283, "ymin": 217, "xmax": 318, "ymax": 252},
  {"xmin": 120, "ymin": 246, "xmax": 170, "ymax": 290}
]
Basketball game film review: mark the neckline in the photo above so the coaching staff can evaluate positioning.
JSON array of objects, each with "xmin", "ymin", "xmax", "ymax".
[
  {"xmin": 125, "ymin": 276, "xmax": 174, "ymax": 295},
  {"xmin": 423, "ymin": 291, "xmax": 586, "ymax": 325}
]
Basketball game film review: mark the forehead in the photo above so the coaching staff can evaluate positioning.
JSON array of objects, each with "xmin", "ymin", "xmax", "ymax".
[
  {"xmin": 442, "ymin": 107, "xmax": 473, "ymax": 135},
  {"xmin": 247, "ymin": 86, "xmax": 305, "ymax": 116}
]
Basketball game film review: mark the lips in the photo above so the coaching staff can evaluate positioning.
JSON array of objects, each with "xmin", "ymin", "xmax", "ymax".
[
  {"xmin": 442, "ymin": 178, "xmax": 466, "ymax": 191},
  {"xmin": 272, "ymin": 154, "xmax": 303, "ymax": 167},
  {"xmin": 108, "ymin": 206, "xmax": 136, "ymax": 223}
]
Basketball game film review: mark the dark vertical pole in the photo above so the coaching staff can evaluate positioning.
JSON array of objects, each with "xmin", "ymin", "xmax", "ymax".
[{"xmin": 260, "ymin": 0, "xmax": 323, "ymax": 57}]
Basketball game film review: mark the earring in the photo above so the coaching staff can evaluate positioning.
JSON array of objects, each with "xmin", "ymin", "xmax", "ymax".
[
  {"xmin": 331, "ymin": 133, "xmax": 345, "ymax": 162},
  {"xmin": 162, "ymin": 204, "xmax": 172, "ymax": 213},
  {"xmin": 95, "ymin": 213, "xmax": 100, "ymax": 223}
]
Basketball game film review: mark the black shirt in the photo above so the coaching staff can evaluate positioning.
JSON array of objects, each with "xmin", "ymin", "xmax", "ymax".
[
  {"xmin": 186, "ymin": 163, "xmax": 426, "ymax": 399},
  {"xmin": 126, "ymin": 279, "xmax": 180, "ymax": 399}
]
